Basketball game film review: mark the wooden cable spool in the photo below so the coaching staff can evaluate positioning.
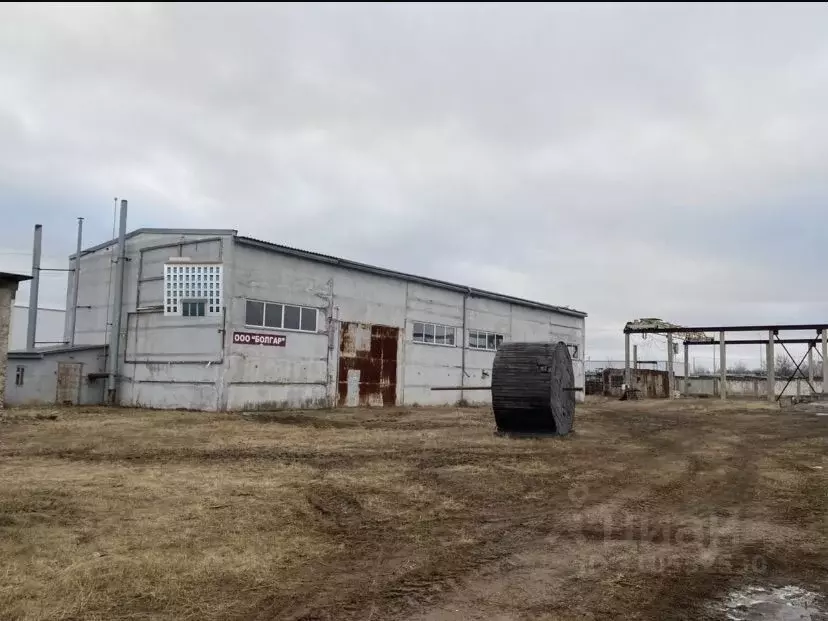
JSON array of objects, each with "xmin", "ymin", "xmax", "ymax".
[{"xmin": 491, "ymin": 341, "xmax": 575, "ymax": 435}]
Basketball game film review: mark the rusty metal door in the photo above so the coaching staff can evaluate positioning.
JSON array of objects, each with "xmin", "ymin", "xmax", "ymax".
[
  {"xmin": 337, "ymin": 322, "xmax": 398, "ymax": 407},
  {"xmin": 56, "ymin": 362, "xmax": 82, "ymax": 405}
]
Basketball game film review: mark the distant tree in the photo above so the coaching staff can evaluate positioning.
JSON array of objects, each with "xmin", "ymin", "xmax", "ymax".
[
  {"xmin": 775, "ymin": 354, "xmax": 795, "ymax": 378},
  {"xmin": 694, "ymin": 366, "xmax": 710, "ymax": 376},
  {"xmin": 729, "ymin": 361, "xmax": 749, "ymax": 374}
]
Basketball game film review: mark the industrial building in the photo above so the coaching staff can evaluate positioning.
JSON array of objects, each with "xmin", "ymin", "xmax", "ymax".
[{"xmin": 6, "ymin": 213, "xmax": 586, "ymax": 410}]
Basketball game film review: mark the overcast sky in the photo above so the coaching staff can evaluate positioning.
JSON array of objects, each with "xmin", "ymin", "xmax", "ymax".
[{"xmin": 2, "ymin": 3, "xmax": 827, "ymax": 361}]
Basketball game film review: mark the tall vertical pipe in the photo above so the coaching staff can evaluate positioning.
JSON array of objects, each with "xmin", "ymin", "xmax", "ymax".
[
  {"xmin": 106, "ymin": 200, "xmax": 128, "ymax": 403},
  {"xmin": 68, "ymin": 218, "xmax": 83, "ymax": 346},
  {"xmin": 26, "ymin": 224, "xmax": 42, "ymax": 350}
]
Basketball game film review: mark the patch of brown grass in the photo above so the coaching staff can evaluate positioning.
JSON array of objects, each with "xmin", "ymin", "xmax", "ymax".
[{"xmin": 0, "ymin": 402, "xmax": 825, "ymax": 620}]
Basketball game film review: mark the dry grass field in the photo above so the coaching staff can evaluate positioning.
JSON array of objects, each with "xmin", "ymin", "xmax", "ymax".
[{"xmin": 0, "ymin": 399, "xmax": 825, "ymax": 620}]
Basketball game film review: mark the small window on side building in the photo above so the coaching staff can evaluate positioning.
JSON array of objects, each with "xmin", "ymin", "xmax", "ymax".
[{"xmin": 15, "ymin": 366, "xmax": 24, "ymax": 386}]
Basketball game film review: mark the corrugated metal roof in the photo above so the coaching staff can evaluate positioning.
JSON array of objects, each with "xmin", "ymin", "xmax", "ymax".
[{"xmin": 237, "ymin": 236, "xmax": 587, "ymax": 318}]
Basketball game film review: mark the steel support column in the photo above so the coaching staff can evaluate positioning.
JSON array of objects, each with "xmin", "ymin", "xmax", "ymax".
[
  {"xmin": 624, "ymin": 333, "xmax": 631, "ymax": 393},
  {"xmin": 719, "ymin": 330, "xmax": 726, "ymax": 400},
  {"xmin": 667, "ymin": 334, "xmax": 674, "ymax": 399},
  {"xmin": 767, "ymin": 330, "xmax": 775, "ymax": 402},
  {"xmin": 808, "ymin": 347, "xmax": 814, "ymax": 394}
]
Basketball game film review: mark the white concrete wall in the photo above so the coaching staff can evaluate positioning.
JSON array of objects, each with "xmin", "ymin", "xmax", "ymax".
[
  {"xmin": 227, "ymin": 242, "xmax": 585, "ymax": 409},
  {"xmin": 684, "ymin": 376, "xmax": 824, "ymax": 398},
  {"xmin": 9, "ymin": 306, "xmax": 66, "ymax": 351},
  {"xmin": 69, "ymin": 231, "xmax": 235, "ymax": 410},
  {"xmin": 224, "ymin": 245, "xmax": 332, "ymax": 410}
]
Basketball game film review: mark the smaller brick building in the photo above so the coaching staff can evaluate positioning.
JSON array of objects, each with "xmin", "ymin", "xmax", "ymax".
[{"xmin": 0, "ymin": 272, "xmax": 32, "ymax": 408}]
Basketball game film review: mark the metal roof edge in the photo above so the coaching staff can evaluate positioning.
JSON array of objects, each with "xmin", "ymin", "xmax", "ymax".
[
  {"xmin": 71, "ymin": 228, "xmax": 238, "ymax": 259},
  {"xmin": 8, "ymin": 344, "xmax": 108, "ymax": 359},
  {"xmin": 7, "ymin": 351, "xmax": 43, "ymax": 359},
  {"xmin": 236, "ymin": 236, "xmax": 587, "ymax": 318},
  {"xmin": 0, "ymin": 271, "xmax": 33, "ymax": 283}
]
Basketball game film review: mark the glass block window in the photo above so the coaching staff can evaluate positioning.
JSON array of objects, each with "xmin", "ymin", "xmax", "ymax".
[{"xmin": 164, "ymin": 263, "xmax": 223, "ymax": 316}]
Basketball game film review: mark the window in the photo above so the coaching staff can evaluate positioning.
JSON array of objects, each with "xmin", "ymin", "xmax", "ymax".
[
  {"xmin": 245, "ymin": 300, "xmax": 318, "ymax": 332},
  {"xmin": 567, "ymin": 344, "xmax": 580, "ymax": 360},
  {"xmin": 265, "ymin": 303, "xmax": 282, "ymax": 328},
  {"xmin": 469, "ymin": 330, "xmax": 504, "ymax": 351},
  {"xmin": 164, "ymin": 262, "xmax": 222, "ymax": 316},
  {"xmin": 246, "ymin": 300, "xmax": 264, "ymax": 326},
  {"xmin": 301, "ymin": 307, "xmax": 316, "ymax": 332},
  {"xmin": 412, "ymin": 322, "xmax": 456, "ymax": 346},
  {"xmin": 182, "ymin": 301, "xmax": 205, "ymax": 317},
  {"xmin": 15, "ymin": 366, "xmax": 24, "ymax": 386},
  {"xmin": 284, "ymin": 305, "xmax": 301, "ymax": 330},
  {"xmin": 611, "ymin": 374, "xmax": 623, "ymax": 388}
]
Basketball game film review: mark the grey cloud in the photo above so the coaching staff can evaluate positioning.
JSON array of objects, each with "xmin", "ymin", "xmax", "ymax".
[{"xmin": 2, "ymin": 3, "xmax": 828, "ymax": 361}]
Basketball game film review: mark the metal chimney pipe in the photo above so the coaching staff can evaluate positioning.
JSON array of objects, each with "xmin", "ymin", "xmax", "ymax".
[
  {"xmin": 26, "ymin": 224, "xmax": 42, "ymax": 350},
  {"xmin": 106, "ymin": 200, "xmax": 128, "ymax": 403},
  {"xmin": 68, "ymin": 218, "xmax": 84, "ymax": 347}
]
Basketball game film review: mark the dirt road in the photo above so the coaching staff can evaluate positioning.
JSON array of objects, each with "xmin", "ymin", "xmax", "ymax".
[{"xmin": 0, "ymin": 399, "xmax": 825, "ymax": 620}]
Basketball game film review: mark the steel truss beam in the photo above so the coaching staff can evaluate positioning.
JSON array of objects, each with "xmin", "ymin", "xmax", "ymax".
[{"xmin": 625, "ymin": 324, "xmax": 828, "ymax": 335}]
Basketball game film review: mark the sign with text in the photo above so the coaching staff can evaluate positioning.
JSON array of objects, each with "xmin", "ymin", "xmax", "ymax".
[{"xmin": 232, "ymin": 331, "xmax": 287, "ymax": 347}]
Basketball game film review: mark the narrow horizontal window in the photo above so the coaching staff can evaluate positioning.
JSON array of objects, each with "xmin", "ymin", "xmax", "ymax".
[
  {"xmin": 412, "ymin": 322, "xmax": 456, "ymax": 346},
  {"xmin": 468, "ymin": 330, "xmax": 504, "ymax": 351},
  {"xmin": 246, "ymin": 300, "xmax": 318, "ymax": 332}
]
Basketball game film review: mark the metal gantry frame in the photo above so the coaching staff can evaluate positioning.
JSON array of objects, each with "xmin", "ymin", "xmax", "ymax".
[{"xmin": 623, "ymin": 323, "xmax": 828, "ymax": 401}]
